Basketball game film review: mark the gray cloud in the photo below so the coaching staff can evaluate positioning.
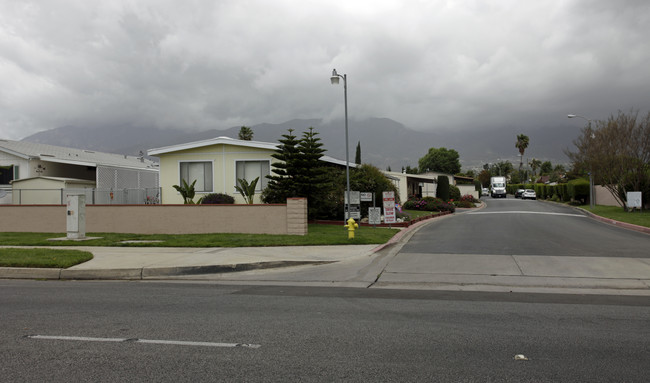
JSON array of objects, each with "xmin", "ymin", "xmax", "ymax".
[{"xmin": 1, "ymin": 0, "xmax": 649, "ymax": 140}]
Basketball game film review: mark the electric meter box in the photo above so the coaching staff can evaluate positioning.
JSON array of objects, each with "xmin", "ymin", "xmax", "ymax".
[{"xmin": 66, "ymin": 194, "xmax": 86, "ymax": 239}]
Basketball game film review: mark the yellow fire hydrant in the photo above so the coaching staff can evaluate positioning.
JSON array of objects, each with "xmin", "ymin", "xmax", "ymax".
[{"xmin": 344, "ymin": 218, "xmax": 359, "ymax": 239}]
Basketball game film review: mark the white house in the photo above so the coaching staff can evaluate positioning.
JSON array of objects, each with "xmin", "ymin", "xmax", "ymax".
[{"xmin": 148, "ymin": 136, "xmax": 356, "ymax": 204}]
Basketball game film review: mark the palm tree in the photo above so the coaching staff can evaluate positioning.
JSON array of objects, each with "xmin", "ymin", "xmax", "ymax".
[
  {"xmin": 515, "ymin": 134, "xmax": 529, "ymax": 171},
  {"xmin": 238, "ymin": 126, "xmax": 254, "ymax": 141},
  {"xmin": 529, "ymin": 158, "xmax": 542, "ymax": 178}
]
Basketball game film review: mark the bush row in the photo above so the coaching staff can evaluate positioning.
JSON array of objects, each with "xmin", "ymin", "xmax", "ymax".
[{"xmin": 403, "ymin": 196, "xmax": 456, "ymax": 213}]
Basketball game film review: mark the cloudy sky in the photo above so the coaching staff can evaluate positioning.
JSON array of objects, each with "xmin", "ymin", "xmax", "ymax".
[{"xmin": 1, "ymin": 0, "xmax": 649, "ymax": 141}]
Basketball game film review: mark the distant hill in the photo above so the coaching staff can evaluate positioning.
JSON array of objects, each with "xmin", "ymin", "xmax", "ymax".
[{"xmin": 20, "ymin": 118, "xmax": 575, "ymax": 171}]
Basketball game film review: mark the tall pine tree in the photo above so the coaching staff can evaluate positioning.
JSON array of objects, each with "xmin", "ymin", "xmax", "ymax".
[
  {"xmin": 264, "ymin": 129, "xmax": 301, "ymax": 201},
  {"xmin": 297, "ymin": 127, "xmax": 328, "ymax": 210},
  {"xmin": 262, "ymin": 127, "xmax": 331, "ymax": 219}
]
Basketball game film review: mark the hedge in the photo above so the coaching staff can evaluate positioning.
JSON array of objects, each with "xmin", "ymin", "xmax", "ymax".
[
  {"xmin": 567, "ymin": 178, "xmax": 590, "ymax": 202},
  {"xmin": 508, "ymin": 182, "xmax": 581, "ymax": 202}
]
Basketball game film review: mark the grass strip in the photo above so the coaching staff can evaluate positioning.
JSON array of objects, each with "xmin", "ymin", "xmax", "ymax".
[
  {"xmin": 582, "ymin": 205, "xmax": 650, "ymax": 228},
  {"xmin": 402, "ymin": 210, "xmax": 442, "ymax": 220},
  {"xmin": 0, "ymin": 248, "xmax": 93, "ymax": 268},
  {"xmin": 0, "ymin": 224, "xmax": 401, "ymax": 248}
]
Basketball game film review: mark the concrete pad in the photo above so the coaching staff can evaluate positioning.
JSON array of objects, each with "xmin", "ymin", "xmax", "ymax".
[
  {"xmin": 515, "ymin": 256, "xmax": 650, "ymax": 279},
  {"xmin": 386, "ymin": 253, "xmax": 523, "ymax": 276},
  {"xmin": 66, "ymin": 245, "xmax": 376, "ymax": 270}
]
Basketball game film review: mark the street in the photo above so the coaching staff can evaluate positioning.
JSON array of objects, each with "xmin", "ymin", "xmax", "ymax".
[
  {"xmin": 400, "ymin": 197, "xmax": 649, "ymax": 257},
  {"xmin": 1, "ymin": 281, "xmax": 649, "ymax": 382},
  {"xmin": 1, "ymin": 198, "xmax": 649, "ymax": 381}
]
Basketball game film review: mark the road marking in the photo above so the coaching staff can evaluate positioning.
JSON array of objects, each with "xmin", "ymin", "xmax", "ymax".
[
  {"xmin": 467, "ymin": 211, "xmax": 586, "ymax": 217},
  {"xmin": 26, "ymin": 335, "xmax": 261, "ymax": 349}
]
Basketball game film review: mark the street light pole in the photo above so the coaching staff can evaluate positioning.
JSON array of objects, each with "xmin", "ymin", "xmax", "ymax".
[
  {"xmin": 331, "ymin": 69, "xmax": 351, "ymax": 222},
  {"xmin": 568, "ymin": 114, "xmax": 595, "ymax": 208}
]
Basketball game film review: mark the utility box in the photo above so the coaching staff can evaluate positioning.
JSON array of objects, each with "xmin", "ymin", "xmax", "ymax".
[{"xmin": 66, "ymin": 194, "xmax": 86, "ymax": 239}]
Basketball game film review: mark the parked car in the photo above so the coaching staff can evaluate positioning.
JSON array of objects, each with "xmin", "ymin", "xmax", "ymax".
[
  {"xmin": 515, "ymin": 189, "xmax": 525, "ymax": 198},
  {"xmin": 482, "ymin": 188, "xmax": 489, "ymax": 196},
  {"xmin": 522, "ymin": 189, "xmax": 537, "ymax": 200}
]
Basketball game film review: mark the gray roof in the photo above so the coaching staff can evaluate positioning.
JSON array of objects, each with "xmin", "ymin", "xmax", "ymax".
[
  {"xmin": 148, "ymin": 136, "xmax": 357, "ymax": 168},
  {"xmin": 0, "ymin": 139, "xmax": 158, "ymax": 171}
]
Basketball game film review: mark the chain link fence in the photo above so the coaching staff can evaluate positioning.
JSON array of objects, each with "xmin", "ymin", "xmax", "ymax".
[{"xmin": 6, "ymin": 188, "xmax": 161, "ymax": 205}]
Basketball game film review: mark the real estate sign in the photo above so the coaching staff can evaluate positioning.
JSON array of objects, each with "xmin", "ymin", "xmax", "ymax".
[{"xmin": 382, "ymin": 191, "xmax": 396, "ymax": 224}]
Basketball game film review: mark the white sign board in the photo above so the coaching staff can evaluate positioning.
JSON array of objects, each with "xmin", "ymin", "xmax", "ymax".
[
  {"xmin": 368, "ymin": 207, "xmax": 382, "ymax": 225},
  {"xmin": 360, "ymin": 192, "xmax": 373, "ymax": 202},
  {"xmin": 345, "ymin": 191, "xmax": 361, "ymax": 219},
  {"xmin": 627, "ymin": 191, "xmax": 642, "ymax": 208},
  {"xmin": 344, "ymin": 191, "xmax": 361, "ymax": 204},
  {"xmin": 382, "ymin": 191, "xmax": 396, "ymax": 224},
  {"xmin": 345, "ymin": 205, "xmax": 360, "ymax": 219}
]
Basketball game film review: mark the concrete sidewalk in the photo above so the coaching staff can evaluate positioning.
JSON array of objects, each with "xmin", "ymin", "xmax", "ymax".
[
  {"xmin": 1, "ymin": 208, "xmax": 649, "ymax": 296},
  {"xmin": 0, "ymin": 244, "xmax": 378, "ymax": 280}
]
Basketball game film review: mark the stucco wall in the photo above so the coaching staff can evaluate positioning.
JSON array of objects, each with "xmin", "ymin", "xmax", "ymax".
[
  {"xmin": 0, "ymin": 198, "xmax": 307, "ymax": 235},
  {"xmin": 457, "ymin": 184, "xmax": 479, "ymax": 200},
  {"xmin": 594, "ymin": 185, "xmax": 622, "ymax": 207}
]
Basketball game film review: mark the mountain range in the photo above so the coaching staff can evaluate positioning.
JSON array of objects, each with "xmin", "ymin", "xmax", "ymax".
[{"xmin": 20, "ymin": 117, "xmax": 576, "ymax": 171}]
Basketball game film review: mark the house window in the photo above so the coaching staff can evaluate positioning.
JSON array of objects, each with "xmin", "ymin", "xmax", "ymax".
[
  {"xmin": 179, "ymin": 162, "xmax": 213, "ymax": 192},
  {"xmin": 235, "ymin": 160, "xmax": 269, "ymax": 192},
  {"xmin": 0, "ymin": 165, "xmax": 16, "ymax": 185}
]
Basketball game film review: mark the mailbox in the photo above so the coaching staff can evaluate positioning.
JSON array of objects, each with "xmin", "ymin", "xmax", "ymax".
[{"xmin": 66, "ymin": 194, "xmax": 86, "ymax": 239}]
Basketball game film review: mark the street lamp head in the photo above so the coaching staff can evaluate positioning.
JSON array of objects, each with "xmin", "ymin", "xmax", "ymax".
[
  {"xmin": 330, "ymin": 69, "xmax": 340, "ymax": 85},
  {"xmin": 567, "ymin": 114, "xmax": 577, "ymax": 118}
]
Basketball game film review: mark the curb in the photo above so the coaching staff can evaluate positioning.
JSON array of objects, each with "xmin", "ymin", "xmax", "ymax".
[
  {"xmin": 540, "ymin": 200, "xmax": 650, "ymax": 235},
  {"xmin": 579, "ymin": 209, "xmax": 650, "ymax": 235},
  {"xmin": 369, "ymin": 204, "xmax": 481, "ymax": 254},
  {"xmin": 0, "ymin": 267, "xmax": 62, "ymax": 280},
  {"xmin": 0, "ymin": 260, "xmax": 333, "ymax": 281}
]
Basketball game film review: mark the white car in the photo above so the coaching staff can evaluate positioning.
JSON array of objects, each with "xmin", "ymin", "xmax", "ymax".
[
  {"xmin": 482, "ymin": 188, "xmax": 489, "ymax": 196},
  {"xmin": 522, "ymin": 189, "xmax": 537, "ymax": 200}
]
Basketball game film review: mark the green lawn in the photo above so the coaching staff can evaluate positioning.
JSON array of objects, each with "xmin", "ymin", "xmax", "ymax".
[
  {"xmin": 582, "ymin": 205, "xmax": 650, "ymax": 228},
  {"xmin": 0, "ymin": 248, "xmax": 93, "ymax": 268},
  {"xmin": 0, "ymin": 224, "xmax": 401, "ymax": 248},
  {"xmin": 402, "ymin": 210, "xmax": 442, "ymax": 220}
]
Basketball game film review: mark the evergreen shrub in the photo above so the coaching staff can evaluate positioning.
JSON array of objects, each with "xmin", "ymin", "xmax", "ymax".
[
  {"xmin": 201, "ymin": 193, "xmax": 235, "ymax": 204},
  {"xmin": 449, "ymin": 185, "xmax": 461, "ymax": 201},
  {"xmin": 437, "ymin": 176, "xmax": 450, "ymax": 201}
]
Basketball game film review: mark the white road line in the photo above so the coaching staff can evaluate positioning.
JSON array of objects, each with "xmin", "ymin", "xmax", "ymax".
[
  {"xmin": 467, "ymin": 211, "xmax": 586, "ymax": 217},
  {"xmin": 27, "ymin": 335, "xmax": 261, "ymax": 349},
  {"xmin": 29, "ymin": 335, "xmax": 126, "ymax": 342}
]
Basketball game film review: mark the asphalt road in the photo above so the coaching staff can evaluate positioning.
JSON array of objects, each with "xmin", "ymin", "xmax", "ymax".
[
  {"xmin": 400, "ymin": 197, "xmax": 650, "ymax": 257},
  {"xmin": 1, "ymin": 280, "xmax": 649, "ymax": 382}
]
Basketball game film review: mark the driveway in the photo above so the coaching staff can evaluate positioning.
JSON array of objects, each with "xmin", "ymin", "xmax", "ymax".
[{"xmin": 374, "ymin": 198, "xmax": 650, "ymax": 292}]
